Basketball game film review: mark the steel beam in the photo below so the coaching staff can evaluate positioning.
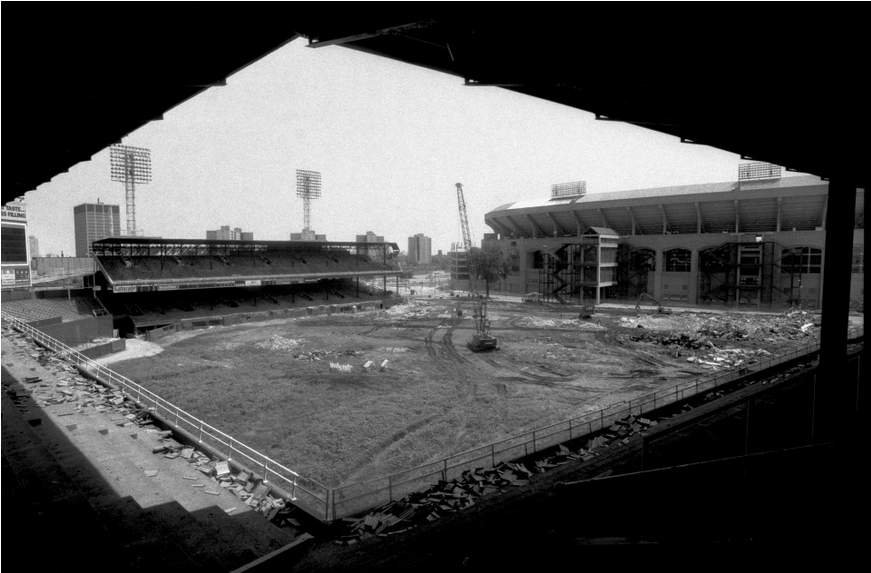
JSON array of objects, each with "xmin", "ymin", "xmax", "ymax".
[
  {"xmin": 526, "ymin": 214, "xmax": 547, "ymax": 238},
  {"xmin": 548, "ymin": 212, "xmax": 568, "ymax": 236}
]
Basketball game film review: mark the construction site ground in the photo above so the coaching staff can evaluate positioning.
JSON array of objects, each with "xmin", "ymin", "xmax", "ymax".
[{"xmin": 98, "ymin": 297, "xmax": 851, "ymax": 491}]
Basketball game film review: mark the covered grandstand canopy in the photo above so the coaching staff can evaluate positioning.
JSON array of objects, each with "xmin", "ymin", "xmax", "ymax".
[
  {"xmin": 92, "ymin": 237, "xmax": 401, "ymax": 291},
  {"xmin": 484, "ymin": 176, "xmax": 864, "ymax": 239}
]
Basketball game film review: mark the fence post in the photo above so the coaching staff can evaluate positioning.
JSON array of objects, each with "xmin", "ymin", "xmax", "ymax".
[
  {"xmin": 175, "ymin": 407, "xmax": 180, "ymax": 427},
  {"xmin": 228, "ymin": 437, "xmax": 234, "ymax": 461},
  {"xmin": 568, "ymin": 419, "xmax": 573, "ymax": 440},
  {"xmin": 442, "ymin": 459, "xmax": 447, "ymax": 482},
  {"xmin": 198, "ymin": 420, "xmax": 204, "ymax": 443},
  {"xmin": 491, "ymin": 444, "xmax": 496, "ymax": 466}
]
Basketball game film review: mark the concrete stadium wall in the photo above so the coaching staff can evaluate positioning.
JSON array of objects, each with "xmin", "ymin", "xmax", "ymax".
[
  {"xmin": 35, "ymin": 315, "xmax": 114, "ymax": 346},
  {"xmin": 150, "ymin": 301, "xmax": 390, "ymax": 335},
  {"xmin": 78, "ymin": 338, "xmax": 126, "ymax": 360},
  {"xmin": 31, "ymin": 257, "xmax": 94, "ymax": 276},
  {"xmin": 488, "ymin": 228, "xmax": 862, "ymax": 308},
  {"xmin": 27, "ymin": 316, "xmax": 64, "ymax": 328}
]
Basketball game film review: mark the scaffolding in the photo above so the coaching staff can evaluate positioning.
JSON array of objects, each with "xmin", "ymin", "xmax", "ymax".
[
  {"xmin": 698, "ymin": 241, "xmax": 803, "ymax": 310},
  {"xmin": 616, "ymin": 245, "xmax": 656, "ymax": 300},
  {"xmin": 539, "ymin": 227, "xmax": 619, "ymax": 304}
]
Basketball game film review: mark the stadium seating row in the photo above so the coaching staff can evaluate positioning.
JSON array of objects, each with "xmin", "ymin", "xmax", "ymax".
[{"xmin": 97, "ymin": 251, "xmax": 394, "ymax": 282}]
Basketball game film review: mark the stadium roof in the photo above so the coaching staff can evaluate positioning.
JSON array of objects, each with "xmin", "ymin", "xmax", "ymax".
[
  {"xmin": 485, "ymin": 176, "xmax": 864, "ymax": 239},
  {"xmin": 3, "ymin": 8, "xmax": 867, "ymax": 205}
]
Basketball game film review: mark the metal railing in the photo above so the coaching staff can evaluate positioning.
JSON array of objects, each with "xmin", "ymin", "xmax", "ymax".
[
  {"xmin": 3, "ymin": 309, "xmax": 861, "ymax": 523},
  {"xmin": 1, "ymin": 312, "xmax": 333, "ymax": 521},
  {"xmin": 328, "ymin": 324, "xmax": 863, "ymax": 518}
]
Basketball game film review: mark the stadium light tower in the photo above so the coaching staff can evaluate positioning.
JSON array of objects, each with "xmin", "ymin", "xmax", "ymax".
[
  {"xmin": 110, "ymin": 145, "xmax": 151, "ymax": 237},
  {"xmin": 296, "ymin": 169, "xmax": 322, "ymax": 241}
]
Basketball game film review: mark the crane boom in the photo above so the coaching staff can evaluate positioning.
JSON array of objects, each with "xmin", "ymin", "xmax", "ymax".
[{"xmin": 455, "ymin": 183, "xmax": 477, "ymax": 294}]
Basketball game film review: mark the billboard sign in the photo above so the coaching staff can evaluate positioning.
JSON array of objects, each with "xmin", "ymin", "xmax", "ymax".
[{"xmin": 1, "ymin": 202, "xmax": 27, "ymax": 222}]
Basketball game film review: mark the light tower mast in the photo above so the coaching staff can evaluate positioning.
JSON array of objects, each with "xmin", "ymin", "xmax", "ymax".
[
  {"xmin": 296, "ymin": 169, "xmax": 322, "ymax": 240},
  {"xmin": 110, "ymin": 145, "xmax": 151, "ymax": 237}
]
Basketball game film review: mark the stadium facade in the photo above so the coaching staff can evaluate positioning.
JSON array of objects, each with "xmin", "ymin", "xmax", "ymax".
[{"xmin": 482, "ymin": 174, "xmax": 864, "ymax": 311}]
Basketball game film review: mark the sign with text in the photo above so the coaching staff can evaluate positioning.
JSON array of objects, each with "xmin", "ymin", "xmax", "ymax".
[{"xmin": 1, "ymin": 202, "xmax": 27, "ymax": 222}]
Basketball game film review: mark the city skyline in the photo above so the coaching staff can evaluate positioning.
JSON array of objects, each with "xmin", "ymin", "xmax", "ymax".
[{"xmin": 21, "ymin": 38, "xmax": 808, "ymax": 258}]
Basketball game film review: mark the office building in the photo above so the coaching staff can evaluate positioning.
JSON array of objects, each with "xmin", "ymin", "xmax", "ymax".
[
  {"xmin": 408, "ymin": 233, "xmax": 432, "ymax": 265},
  {"xmin": 74, "ymin": 201, "xmax": 121, "ymax": 257},
  {"xmin": 207, "ymin": 226, "xmax": 253, "ymax": 241}
]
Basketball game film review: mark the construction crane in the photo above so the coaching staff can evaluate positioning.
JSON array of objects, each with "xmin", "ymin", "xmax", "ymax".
[
  {"xmin": 455, "ymin": 183, "xmax": 478, "ymax": 295},
  {"xmin": 454, "ymin": 183, "xmax": 497, "ymax": 351}
]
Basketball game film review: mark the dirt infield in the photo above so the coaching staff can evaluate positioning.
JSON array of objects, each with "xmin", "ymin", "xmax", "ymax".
[{"xmin": 106, "ymin": 298, "xmax": 832, "ymax": 487}]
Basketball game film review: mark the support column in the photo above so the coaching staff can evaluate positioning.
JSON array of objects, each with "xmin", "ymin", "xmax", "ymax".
[
  {"xmin": 776, "ymin": 197, "xmax": 783, "ymax": 233},
  {"xmin": 652, "ymin": 250, "xmax": 664, "ymax": 301},
  {"xmin": 689, "ymin": 249, "xmax": 699, "ymax": 304},
  {"xmin": 816, "ymin": 179, "xmax": 857, "ymax": 440}
]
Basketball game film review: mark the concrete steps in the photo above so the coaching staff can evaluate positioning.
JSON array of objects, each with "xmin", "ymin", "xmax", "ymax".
[{"xmin": 2, "ymin": 333, "xmax": 303, "ymax": 571}]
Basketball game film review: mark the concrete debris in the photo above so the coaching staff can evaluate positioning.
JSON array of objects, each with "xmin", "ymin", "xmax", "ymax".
[
  {"xmin": 329, "ymin": 362, "xmax": 353, "ymax": 373},
  {"xmin": 257, "ymin": 335, "xmax": 304, "ymax": 351}
]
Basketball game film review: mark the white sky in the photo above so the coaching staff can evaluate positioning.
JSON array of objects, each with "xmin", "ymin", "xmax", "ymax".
[{"xmin": 24, "ymin": 37, "xmax": 805, "ymax": 257}]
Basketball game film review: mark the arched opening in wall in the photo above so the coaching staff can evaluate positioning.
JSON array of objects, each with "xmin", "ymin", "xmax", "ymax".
[
  {"xmin": 616, "ymin": 246, "xmax": 655, "ymax": 300},
  {"xmin": 662, "ymin": 248, "xmax": 691, "ymax": 303}
]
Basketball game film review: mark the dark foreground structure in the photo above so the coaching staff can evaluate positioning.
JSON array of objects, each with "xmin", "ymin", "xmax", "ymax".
[{"xmin": 3, "ymin": 8, "xmax": 865, "ymax": 571}]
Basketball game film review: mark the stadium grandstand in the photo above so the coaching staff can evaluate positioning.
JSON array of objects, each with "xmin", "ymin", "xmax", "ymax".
[
  {"xmin": 483, "ymin": 172, "xmax": 864, "ymax": 311},
  {"xmin": 87, "ymin": 237, "xmax": 403, "ymax": 334}
]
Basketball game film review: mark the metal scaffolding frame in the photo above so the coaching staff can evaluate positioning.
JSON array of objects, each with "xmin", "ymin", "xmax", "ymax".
[{"xmin": 698, "ymin": 241, "xmax": 806, "ymax": 310}]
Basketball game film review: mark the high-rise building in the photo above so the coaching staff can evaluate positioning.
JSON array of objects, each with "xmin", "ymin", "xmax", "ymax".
[
  {"xmin": 290, "ymin": 232, "xmax": 326, "ymax": 241},
  {"xmin": 206, "ymin": 226, "xmax": 252, "ymax": 241},
  {"xmin": 356, "ymin": 231, "xmax": 384, "ymax": 257},
  {"xmin": 408, "ymin": 233, "xmax": 432, "ymax": 265},
  {"xmin": 28, "ymin": 235, "xmax": 39, "ymax": 259},
  {"xmin": 74, "ymin": 201, "xmax": 121, "ymax": 257}
]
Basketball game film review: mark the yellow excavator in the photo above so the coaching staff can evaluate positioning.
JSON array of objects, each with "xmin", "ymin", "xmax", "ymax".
[{"xmin": 635, "ymin": 292, "xmax": 672, "ymax": 314}]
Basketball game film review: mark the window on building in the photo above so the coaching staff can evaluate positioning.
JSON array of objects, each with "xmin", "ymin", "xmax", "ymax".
[
  {"xmin": 852, "ymin": 246, "xmax": 864, "ymax": 274},
  {"xmin": 530, "ymin": 250, "xmax": 544, "ymax": 269},
  {"xmin": 781, "ymin": 247, "xmax": 822, "ymax": 274},
  {"xmin": 664, "ymin": 248, "xmax": 691, "ymax": 272}
]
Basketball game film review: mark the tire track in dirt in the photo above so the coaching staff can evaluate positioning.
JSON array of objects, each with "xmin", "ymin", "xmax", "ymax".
[{"xmin": 341, "ymin": 412, "xmax": 443, "ymax": 485}]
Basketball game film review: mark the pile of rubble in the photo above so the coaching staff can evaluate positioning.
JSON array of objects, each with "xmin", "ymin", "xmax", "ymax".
[
  {"xmin": 521, "ymin": 317, "xmax": 605, "ymax": 330},
  {"xmin": 294, "ymin": 349, "xmax": 361, "ymax": 361},
  {"xmin": 3, "ymin": 346, "xmax": 146, "ymax": 423},
  {"xmin": 256, "ymin": 335, "xmax": 304, "ymax": 351},
  {"xmin": 334, "ymin": 414, "xmax": 658, "ymax": 545},
  {"xmin": 686, "ymin": 347, "xmax": 773, "ymax": 370},
  {"xmin": 150, "ymin": 438, "xmax": 297, "ymax": 525}
]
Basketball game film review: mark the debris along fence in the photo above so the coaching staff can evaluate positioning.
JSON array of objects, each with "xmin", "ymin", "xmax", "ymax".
[
  {"xmin": 4, "ymin": 309, "xmax": 862, "ymax": 523},
  {"xmin": 1, "ymin": 312, "xmax": 333, "ymax": 522},
  {"xmin": 329, "ymin": 324, "xmax": 864, "ymax": 519}
]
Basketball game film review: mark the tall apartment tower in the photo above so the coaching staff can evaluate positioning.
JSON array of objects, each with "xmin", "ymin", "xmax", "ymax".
[
  {"xmin": 74, "ymin": 201, "xmax": 121, "ymax": 257},
  {"xmin": 408, "ymin": 233, "xmax": 432, "ymax": 265},
  {"xmin": 28, "ymin": 235, "xmax": 40, "ymax": 259},
  {"xmin": 356, "ymin": 231, "xmax": 384, "ymax": 257}
]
